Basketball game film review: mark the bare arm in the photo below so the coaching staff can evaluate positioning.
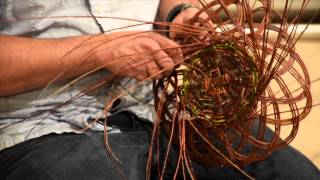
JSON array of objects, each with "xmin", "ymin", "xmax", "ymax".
[
  {"xmin": 0, "ymin": 32, "xmax": 183, "ymax": 96},
  {"xmin": 0, "ymin": 34, "xmax": 100, "ymax": 96},
  {"xmin": 0, "ymin": 0, "xmax": 197, "ymax": 97}
]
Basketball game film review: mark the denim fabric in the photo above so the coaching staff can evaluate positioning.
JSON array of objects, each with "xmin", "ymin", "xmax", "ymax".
[{"xmin": 1, "ymin": 112, "xmax": 319, "ymax": 180}]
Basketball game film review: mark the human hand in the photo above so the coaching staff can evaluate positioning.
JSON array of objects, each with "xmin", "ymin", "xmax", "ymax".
[
  {"xmin": 169, "ymin": 7, "xmax": 211, "ymax": 42},
  {"xmin": 94, "ymin": 32, "xmax": 183, "ymax": 80}
]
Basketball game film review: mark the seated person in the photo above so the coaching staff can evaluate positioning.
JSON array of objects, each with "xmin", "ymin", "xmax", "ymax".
[{"xmin": 0, "ymin": 0, "xmax": 319, "ymax": 179}]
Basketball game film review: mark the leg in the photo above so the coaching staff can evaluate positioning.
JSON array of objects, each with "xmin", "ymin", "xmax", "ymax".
[
  {"xmin": 157, "ymin": 123, "xmax": 320, "ymax": 180},
  {"xmin": 0, "ymin": 112, "xmax": 151, "ymax": 180}
]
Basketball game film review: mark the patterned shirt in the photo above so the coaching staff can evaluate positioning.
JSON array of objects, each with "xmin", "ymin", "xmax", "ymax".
[{"xmin": 0, "ymin": 0, "xmax": 159, "ymax": 150}]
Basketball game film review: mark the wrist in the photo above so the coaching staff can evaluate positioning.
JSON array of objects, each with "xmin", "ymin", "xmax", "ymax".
[
  {"xmin": 156, "ymin": 0, "xmax": 198, "ymax": 23},
  {"xmin": 166, "ymin": 3, "xmax": 193, "ymax": 23},
  {"xmin": 165, "ymin": 3, "xmax": 197, "ymax": 37}
]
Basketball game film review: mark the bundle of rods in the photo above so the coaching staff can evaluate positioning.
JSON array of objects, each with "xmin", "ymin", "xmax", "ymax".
[
  {"xmin": 2, "ymin": 0, "xmax": 313, "ymax": 179},
  {"xmin": 151, "ymin": 0, "xmax": 312, "ymax": 178}
]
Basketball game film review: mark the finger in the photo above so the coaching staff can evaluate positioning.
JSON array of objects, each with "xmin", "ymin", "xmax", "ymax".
[
  {"xmin": 176, "ymin": 9, "xmax": 212, "ymax": 42},
  {"xmin": 162, "ymin": 43, "xmax": 183, "ymax": 65},
  {"xmin": 146, "ymin": 61, "xmax": 163, "ymax": 80},
  {"xmin": 134, "ymin": 74, "xmax": 146, "ymax": 81},
  {"xmin": 128, "ymin": 55, "xmax": 150, "ymax": 80},
  {"xmin": 133, "ymin": 65, "xmax": 149, "ymax": 81},
  {"xmin": 153, "ymin": 50, "xmax": 175, "ymax": 77},
  {"xmin": 152, "ymin": 35, "xmax": 184, "ymax": 64}
]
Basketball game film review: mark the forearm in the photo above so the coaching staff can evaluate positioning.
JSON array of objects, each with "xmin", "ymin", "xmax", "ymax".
[
  {"xmin": 0, "ymin": 35, "xmax": 99, "ymax": 96},
  {"xmin": 157, "ymin": 0, "xmax": 199, "ymax": 22},
  {"xmin": 0, "ymin": 31, "xmax": 183, "ymax": 96}
]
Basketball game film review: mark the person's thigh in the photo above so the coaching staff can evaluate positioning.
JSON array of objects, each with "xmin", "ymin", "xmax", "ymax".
[
  {"xmin": 157, "ymin": 123, "xmax": 320, "ymax": 180},
  {"xmin": 2, "ymin": 115, "xmax": 319, "ymax": 180},
  {"xmin": 190, "ymin": 145, "xmax": 320, "ymax": 180},
  {"xmin": 0, "ymin": 132, "xmax": 150, "ymax": 180}
]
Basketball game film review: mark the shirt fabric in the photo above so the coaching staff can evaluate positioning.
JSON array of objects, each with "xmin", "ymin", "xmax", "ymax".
[{"xmin": 0, "ymin": 0, "xmax": 160, "ymax": 151}]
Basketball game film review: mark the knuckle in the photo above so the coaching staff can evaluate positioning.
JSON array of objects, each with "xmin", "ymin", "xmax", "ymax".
[{"xmin": 140, "ymin": 38, "xmax": 158, "ymax": 48}]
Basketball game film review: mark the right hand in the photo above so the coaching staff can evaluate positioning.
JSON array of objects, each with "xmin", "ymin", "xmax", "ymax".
[{"xmin": 94, "ymin": 32, "xmax": 183, "ymax": 80}]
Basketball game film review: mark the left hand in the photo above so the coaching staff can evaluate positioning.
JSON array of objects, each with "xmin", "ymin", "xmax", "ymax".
[{"xmin": 169, "ymin": 7, "xmax": 210, "ymax": 41}]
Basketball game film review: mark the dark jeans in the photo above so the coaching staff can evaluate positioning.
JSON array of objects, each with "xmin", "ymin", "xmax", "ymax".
[{"xmin": 0, "ymin": 112, "xmax": 319, "ymax": 180}]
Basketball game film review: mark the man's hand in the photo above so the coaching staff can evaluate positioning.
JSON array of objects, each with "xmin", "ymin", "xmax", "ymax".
[
  {"xmin": 95, "ymin": 32, "xmax": 183, "ymax": 80},
  {"xmin": 169, "ymin": 7, "xmax": 211, "ymax": 40},
  {"xmin": 0, "ymin": 32, "xmax": 183, "ymax": 96},
  {"xmin": 171, "ymin": 7, "xmax": 200, "ymax": 26}
]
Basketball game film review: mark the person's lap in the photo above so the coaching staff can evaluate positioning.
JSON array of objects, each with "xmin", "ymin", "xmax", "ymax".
[
  {"xmin": 0, "ymin": 132, "xmax": 149, "ymax": 180},
  {"xmin": 0, "ymin": 112, "xmax": 319, "ymax": 180}
]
